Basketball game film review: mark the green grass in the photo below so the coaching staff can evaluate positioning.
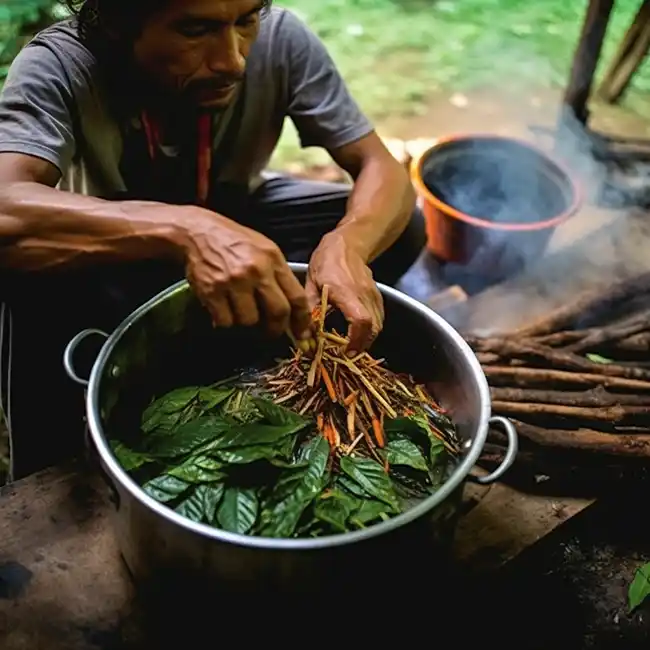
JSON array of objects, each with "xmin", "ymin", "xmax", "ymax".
[
  {"xmin": 271, "ymin": 0, "xmax": 650, "ymax": 167},
  {"xmin": 1, "ymin": 0, "xmax": 648, "ymax": 168}
]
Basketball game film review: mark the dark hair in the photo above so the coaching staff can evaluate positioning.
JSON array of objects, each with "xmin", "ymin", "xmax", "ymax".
[{"xmin": 64, "ymin": 0, "xmax": 272, "ymax": 42}]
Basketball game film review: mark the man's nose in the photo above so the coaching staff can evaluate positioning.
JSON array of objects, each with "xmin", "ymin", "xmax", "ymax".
[{"xmin": 205, "ymin": 27, "xmax": 245, "ymax": 77}]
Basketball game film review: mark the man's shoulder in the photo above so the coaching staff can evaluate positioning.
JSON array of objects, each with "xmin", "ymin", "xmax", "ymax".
[
  {"xmin": 22, "ymin": 18, "xmax": 96, "ymax": 78},
  {"xmin": 257, "ymin": 7, "xmax": 316, "ymax": 55}
]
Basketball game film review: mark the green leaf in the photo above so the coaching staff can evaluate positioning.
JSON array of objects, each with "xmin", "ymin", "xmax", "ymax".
[
  {"xmin": 587, "ymin": 353, "xmax": 613, "ymax": 365},
  {"xmin": 223, "ymin": 389, "xmax": 259, "ymax": 422},
  {"xmin": 166, "ymin": 455, "xmax": 225, "ymax": 483},
  {"xmin": 201, "ymin": 419, "xmax": 306, "ymax": 452},
  {"xmin": 142, "ymin": 474, "xmax": 191, "ymax": 503},
  {"xmin": 337, "ymin": 475, "xmax": 367, "ymax": 498},
  {"xmin": 268, "ymin": 458, "xmax": 309, "ymax": 469},
  {"xmin": 216, "ymin": 487, "xmax": 259, "ymax": 534},
  {"xmin": 629, "ymin": 563, "xmax": 650, "ymax": 613},
  {"xmin": 251, "ymin": 396, "xmax": 310, "ymax": 431},
  {"xmin": 390, "ymin": 469, "xmax": 432, "ymax": 500},
  {"xmin": 350, "ymin": 500, "xmax": 392, "ymax": 528},
  {"xmin": 110, "ymin": 440, "xmax": 153, "ymax": 471},
  {"xmin": 385, "ymin": 416, "xmax": 431, "ymax": 446},
  {"xmin": 314, "ymin": 489, "xmax": 359, "ymax": 532},
  {"xmin": 384, "ymin": 438, "xmax": 429, "ymax": 471},
  {"xmin": 212, "ymin": 436, "xmax": 294, "ymax": 465},
  {"xmin": 257, "ymin": 436, "xmax": 330, "ymax": 538},
  {"xmin": 386, "ymin": 414, "xmax": 453, "ymax": 461},
  {"xmin": 141, "ymin": 387, "xmax": 199, "ymax": 433},
  {"xmin": 339, "ymin": 456, "xmax": 400, "ymax": 512},
  {"xmin": 430, "ymin": 439, "xmax": 445, "ymax": 459},
  {"xmin": 141, "ymin": 386, "xmax": 233, "ymax": 435},
  {"xmin": 198, "ymin": 386, "xmax": 234, "ymax": 410},
  {"xmin": 176, "ymin": 483, "xmax": 225, "ymax": 524},
  {"xmin": 146, "ymin": 416, "xmax": 231, "ymax": 458}
]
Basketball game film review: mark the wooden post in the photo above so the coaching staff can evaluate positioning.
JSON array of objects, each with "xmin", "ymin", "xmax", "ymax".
[
  {"xmin": 561, "ymin": 0, "xmax": 615, "ymax": 126},
  {"xmin": 598, "ymin": 0, "xmax": 650, "ymax": 104}
]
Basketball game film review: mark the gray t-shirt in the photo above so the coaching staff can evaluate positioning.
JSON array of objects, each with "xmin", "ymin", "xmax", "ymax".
[{"xmin": 0, "ymin": 7, "xmax": 373, "ymax": 201}]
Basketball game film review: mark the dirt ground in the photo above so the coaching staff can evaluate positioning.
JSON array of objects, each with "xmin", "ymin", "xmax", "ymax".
[{"xmin": 382, "ymin": 87, "xmax": 650, "ymax": 141}]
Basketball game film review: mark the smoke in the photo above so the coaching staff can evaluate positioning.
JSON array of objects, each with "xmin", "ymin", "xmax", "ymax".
[
  {"xmin": 455, "ymin": 103, "xmax": 650, "ymax": 336},
  {"xmin": 392, "ymin": 23, "xmax": 650, "ymax": 337}
]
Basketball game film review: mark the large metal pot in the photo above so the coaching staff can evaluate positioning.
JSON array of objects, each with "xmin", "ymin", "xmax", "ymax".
[{"xmin": 63, "ymin": 262, "xmax": 517, "ymax": 600}]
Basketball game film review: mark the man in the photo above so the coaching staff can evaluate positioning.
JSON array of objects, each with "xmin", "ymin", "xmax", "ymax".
[{"xmin": 0, "ymin": 0, "xmax": 424, "ymax": 478}]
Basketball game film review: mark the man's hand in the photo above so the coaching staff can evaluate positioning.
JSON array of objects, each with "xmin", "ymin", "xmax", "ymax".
[
  {"xmin": 182, "ymin": 212, "xmax": 312, "ymax": 341},
  {"xmin": 306, "ymin": 231, "xmax": 384, "ymax": 354}
]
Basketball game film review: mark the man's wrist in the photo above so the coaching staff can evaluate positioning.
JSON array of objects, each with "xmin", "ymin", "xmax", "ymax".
[
  {"xmin": 321, "ymin": 223, "xmax": 373, "ymax": 264},
  {"xmin": 150, "ymin": 204, "xmax": 215, "ymax": 264}
]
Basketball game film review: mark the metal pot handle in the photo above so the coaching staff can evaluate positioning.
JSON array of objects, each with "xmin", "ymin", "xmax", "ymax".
[
  {"xmin": 473, "ymin": 416, "xmax": 519, "ymax": 485},
  {"xmin": 63, "ymin": 328, "xmax": 109, "ymax": 387}
]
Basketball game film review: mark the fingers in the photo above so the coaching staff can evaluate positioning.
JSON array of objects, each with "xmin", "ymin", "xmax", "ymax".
[
  {"xmin": 256, "ymin": 280, "xmax": 291, "ymax": 338},
  {"xmin": 344, "ymin": 286, "xmax": 384, "ymax": 355},
  {"xmin": 185, "ymin": 224, "xmax": 310, "ymax": 338},
  {"xmin": 207, "ymin": 294, "xmax": 234, "ymax": 328},
  {"xmin": 304, "ymin": 274, "xmax": 321, "ymax": 315},
  {"xmin": 276, "ymin": 266, "xmax": 312, "ymax": 340},
  {"xmin": 227, "ymin": 289, "xmax": 260, "ymax": 327}
]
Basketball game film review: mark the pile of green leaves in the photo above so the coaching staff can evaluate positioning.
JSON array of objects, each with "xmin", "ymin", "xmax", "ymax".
[{"xmin": 110, "ymin": 383, "xmax": 455, "ymax": 538}]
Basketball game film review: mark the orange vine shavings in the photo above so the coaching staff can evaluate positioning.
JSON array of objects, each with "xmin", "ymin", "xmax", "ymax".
[
  {"xmin": 320, "ymin": 365, "xmax": 337, "ymax": 402},
  {"xmin": 257, "ymin": 285, "xmax": 460, "ymax": 461},
  {"xmin": 371, "ymin": 415, "xmax": 385, "ymax": 448},
  {"xmin": 346, "ymin": 397, "xmax": 357, "ymax": 440}
]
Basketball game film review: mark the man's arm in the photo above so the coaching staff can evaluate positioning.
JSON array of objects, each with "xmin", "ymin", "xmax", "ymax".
[
  {"xmin": 0, "ymin": 153, "xmax": 311, "ymax": 336},
  {"xmin": 0, "ymin": 153, "xmax": 192, "ymax": 271},
  {"xmin": 281, "ymin": 10, "xmax": 415, "ymax": 263},
  {"xmin": 326, "ymin": 132, "xmax": 415, "ymax": 264},
  {"xmin": 0, "ymin": 36, "xmax": 311, "ymax": 336},
  {"xmin": 0, "ymin": 39, "xmax": 193, "ymax": 271}
]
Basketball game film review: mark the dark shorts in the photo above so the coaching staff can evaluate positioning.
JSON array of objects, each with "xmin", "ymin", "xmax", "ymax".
[{"xmin": 0, "ymin": 176, "xmax": 425, "ymax": 479}]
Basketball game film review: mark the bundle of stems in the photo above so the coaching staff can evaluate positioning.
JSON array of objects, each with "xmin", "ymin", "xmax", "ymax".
[
  {"xmin": 463, "ymin": 277, "xmax": 650, "ymax": 462},
  {"xmin": 260, "ymin": 286, "xmax": 460, "ymax": 464}
]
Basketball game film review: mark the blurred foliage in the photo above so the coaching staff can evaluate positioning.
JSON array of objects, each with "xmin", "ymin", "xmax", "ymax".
[
  {"xmin": 0, "ymin": 0, "xmax": 68, "ymax": 82},
  {"xmin": 273, "ymin": 0, "xmax": 650, "ymax": 165},
  {"xmin": 1, "ymin": 0, "xmax": 648, "ymax": 166}
]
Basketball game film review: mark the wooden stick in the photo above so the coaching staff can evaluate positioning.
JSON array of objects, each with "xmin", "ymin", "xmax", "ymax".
[
  {"xmin": 490, "ymin": 386, "xmax": 650, "ymax": 407},
  {"xmin": 508, "ymin": 420, "xmax": 650, "ymax": 458},
  {"xmin": 533, "ymin": 330, "xmax": 586, "ymax": 347},
  {"xmin": 472, "ymin": 339, "xmax": 650, "ymax": 380},
  {"xmin": 491, "ymin": 400, "xmax": 648, "ymax": 425},
  {"xmin": 484, "ymin": 366, "xmax": 650, "ymax": 392},
  {"xmin": 506, "ymin": 272, "xmax": 650, "ymax": 338},
  {"xmin": 563, "ymin": 307, "xmax": 650, "ymax": 353},
  {"xmin": 476, "ymin": 352, "xmax": 502, "ymax": 365},
  {"xmin": 615, "ymin": 332, "xmax": 650, "ymax": 353}
]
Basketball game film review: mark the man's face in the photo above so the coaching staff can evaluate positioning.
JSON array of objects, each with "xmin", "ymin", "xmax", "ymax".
[{"xmin": 132, "ymin": 0, "xmax": 263, "ymax": 108}]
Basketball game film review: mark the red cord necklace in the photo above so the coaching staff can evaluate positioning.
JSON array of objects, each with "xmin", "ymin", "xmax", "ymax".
[{"xmin": 140, "ymin": 111, "xmax": 213, "ymax": 207}]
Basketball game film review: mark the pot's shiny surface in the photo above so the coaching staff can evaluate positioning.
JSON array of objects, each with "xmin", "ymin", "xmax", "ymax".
[{"xmin": 65, "ymin": 263, "xmax": 517, "ymax": 595}]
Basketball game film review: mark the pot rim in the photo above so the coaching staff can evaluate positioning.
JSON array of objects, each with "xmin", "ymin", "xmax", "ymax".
[
  {"xmin": 85, "ymin": 263, "xmax": 492, "ymax": 550},
  {"xmin": 409, "ymin": 133, "xmax": 583, "ymax": 232}
]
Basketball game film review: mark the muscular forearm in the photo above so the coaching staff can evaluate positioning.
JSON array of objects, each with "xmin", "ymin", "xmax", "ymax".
[
  {"xmin": 0, "ymin": 182, "xmax": 190, "ymax": 272},
  {"xmin": 332, "ymin": 157, "xmax": 415, "ymax": 263}
]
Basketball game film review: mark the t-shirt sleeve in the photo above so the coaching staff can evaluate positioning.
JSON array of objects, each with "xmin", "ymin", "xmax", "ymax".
[
  {"xmin": 281, "ymin": 11, "xmax": 374, "ymax": 150},
  {"xmin": 0, "ymin": 42, "xmax": 77, "ymax": 174}
]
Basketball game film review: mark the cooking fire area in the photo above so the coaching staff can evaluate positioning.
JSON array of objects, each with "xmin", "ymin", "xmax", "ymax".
[{"xmin": 397, "ymin": 130, "xmax": 650, "ymax": 648}]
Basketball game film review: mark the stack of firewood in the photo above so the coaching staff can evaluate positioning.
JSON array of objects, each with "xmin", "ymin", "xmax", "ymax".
[{"xmin": 463, "ymin": 272, "xmax": 650, "ymax": 467}]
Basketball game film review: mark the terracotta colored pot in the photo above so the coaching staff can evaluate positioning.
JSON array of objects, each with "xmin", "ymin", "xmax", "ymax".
[{"xmin": 410, "ymin": 135, "xmax": 582, "ymax": 283}]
